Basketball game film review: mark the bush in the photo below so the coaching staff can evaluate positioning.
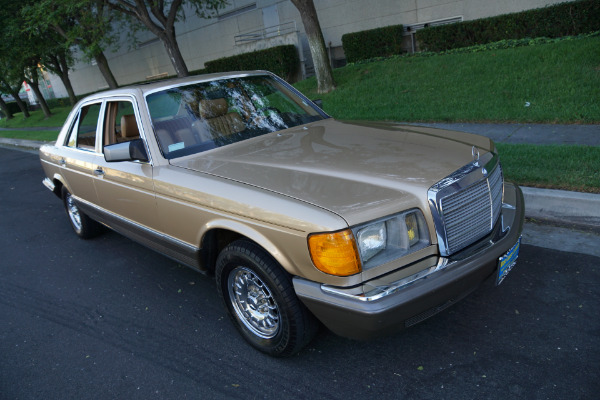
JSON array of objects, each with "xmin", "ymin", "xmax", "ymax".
[
  {"xmin": 203, "ymin": 45, "xmax": 299, "ymax": 82},
  {"xmin": 342, "ymin": 25, "xmax": 404, "ymax": 63},
  {"xmin": 45, "ymin": 97, "xmax": 76, "ymax": 109},
  {"xmin": 418, "ymin": 0, "xmax": 600, "ymax": 52}
]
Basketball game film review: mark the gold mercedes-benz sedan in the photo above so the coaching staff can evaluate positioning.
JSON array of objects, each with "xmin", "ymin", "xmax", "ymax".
[{"xmin": 39, "ymin": 71, "xmax": 524, "ymax": 356}]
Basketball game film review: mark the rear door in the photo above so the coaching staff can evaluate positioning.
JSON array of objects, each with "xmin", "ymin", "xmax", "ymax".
[{"xmin": 59, "ymin": 101, "xmax": 103, "ymax": 205}]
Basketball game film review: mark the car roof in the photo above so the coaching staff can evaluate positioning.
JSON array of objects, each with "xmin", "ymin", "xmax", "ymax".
[{"xmin": 81, "ymin": 70, "xmax": 273, "ymax": 102}]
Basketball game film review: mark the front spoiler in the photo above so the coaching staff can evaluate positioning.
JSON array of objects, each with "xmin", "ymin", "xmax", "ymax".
[{"xmin": 293, "ymin": 183, "xmax": 525, "ymax": 340}]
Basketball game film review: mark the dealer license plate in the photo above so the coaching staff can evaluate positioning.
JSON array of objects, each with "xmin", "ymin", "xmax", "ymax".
[{"xmin": 497, "ymin": 236, "xmax": 521, "ymax": 285}]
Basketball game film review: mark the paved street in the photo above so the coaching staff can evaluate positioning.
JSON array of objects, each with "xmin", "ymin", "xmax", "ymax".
[{"xmin": 1, "ymin": 147, "xmax": 599, "ymax": 400}]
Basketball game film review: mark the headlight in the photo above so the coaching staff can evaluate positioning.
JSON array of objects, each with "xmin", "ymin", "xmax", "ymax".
[
  {"xmin": 353, "ymin": 209, "xmax": 429, "ymax": 270},
  {"xmin": 308, "ymin": 210, "xmax": 430, "ymax": 276},
  {"xmin": 356, "ymin": 222, "xmax": 387, "ymax": 261}
]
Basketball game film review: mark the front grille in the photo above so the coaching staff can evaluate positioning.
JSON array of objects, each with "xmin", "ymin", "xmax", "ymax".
[
  {"xmin": 441, "ymin": 164, "xmax": 503, "ymax": 253},
  {"xmin": 428, "ymin": 153, "xmax": 503, "ymax": 256}
]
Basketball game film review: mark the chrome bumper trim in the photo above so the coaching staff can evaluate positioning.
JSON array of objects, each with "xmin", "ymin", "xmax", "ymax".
[
  {"xmin": 42, "ymin": 178, "xmax": 55, "ymax": 192},
  {"xmin": 321, "ymin": 202, "xmax": 517, "ymax": 303}
]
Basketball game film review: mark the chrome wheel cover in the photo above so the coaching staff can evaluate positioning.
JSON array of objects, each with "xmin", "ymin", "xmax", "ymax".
[
  {"xmin": 65, "ymin": 194, "xmax": 82, "ymax": 232},
  {"xmin": 228, "ymin": 266, "xmax": 280, "ymax": 339}
]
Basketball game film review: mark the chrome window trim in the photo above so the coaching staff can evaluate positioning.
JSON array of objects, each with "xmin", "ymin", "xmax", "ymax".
[
  {"xmin": 142, "ymin": 71, "xmax": 262, "ymax": 98},
  {"xmin": 64, "ymin": 100, "xmax": 103, "ymax": 151},
  {"xmin": 427, "ymin": 152, "xmax": 501, "ymax": 256},
  {"xmin": 100, "ymin": 95, "xmax": 154, "ymax": 166}
]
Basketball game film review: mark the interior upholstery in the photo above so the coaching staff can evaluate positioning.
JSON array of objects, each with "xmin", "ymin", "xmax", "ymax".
[
  {"xmin": 199, "ymin": 98, "xmax": 245, "ymax": 136},
  {"xmin": 120, "ymin": 114, "xmax": 140, "ymax": 141},
  {"xmin": 155, "ymin": 129, "xmax": 175, "ymax": 148},
  {"xmin": 199, "ymin": 99, "xmax": 228, "ymax": 119},
  {"xmin": 175, "ymin": 128, "xmax": 196, "ymax": 146}
]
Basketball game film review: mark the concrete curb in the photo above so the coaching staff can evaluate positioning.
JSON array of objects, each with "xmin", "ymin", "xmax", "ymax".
[
  {"xmin": 0, "ymin": 137, "xmax": 52, "ymax": 150},
  {"xmin": 522, "ymin": 187, "xmax": 600, "ymax": 229},
  {"xmin": 2, "ymin": 137, "xmax": 599, "ymax": 230}
]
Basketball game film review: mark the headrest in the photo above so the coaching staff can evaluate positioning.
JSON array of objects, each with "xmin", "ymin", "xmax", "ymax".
[
  {"xmin": 120, "ymin": 114, "xmax": 140, "ymax": 138},
  {"xmin": 199, "ymin": 98, "xmax": 228, "ymax": 119}
]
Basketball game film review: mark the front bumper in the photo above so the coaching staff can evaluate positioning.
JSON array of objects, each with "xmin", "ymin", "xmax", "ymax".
[{"xmin": 293, "ymin": 183, "xmax": 524, "ymax": 340}]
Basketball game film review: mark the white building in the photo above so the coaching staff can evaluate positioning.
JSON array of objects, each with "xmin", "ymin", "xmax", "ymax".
[{"xmin": 48, "ymin": 0, "xmax": 565, "ymax": 98}]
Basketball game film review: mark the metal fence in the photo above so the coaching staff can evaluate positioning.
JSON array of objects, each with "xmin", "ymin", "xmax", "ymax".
[{"xmin": 234, "ymin": 21, "xmax": 297, "ymax": 45}]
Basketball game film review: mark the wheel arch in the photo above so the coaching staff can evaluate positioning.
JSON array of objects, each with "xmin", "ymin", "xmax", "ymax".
[
  {"xmin": 199, "ymin": 220, "xmax": 296, "ymax": 276},
  {"xmin": 50, "ymin": 173, "xmax": 67, "ymax": 198}
]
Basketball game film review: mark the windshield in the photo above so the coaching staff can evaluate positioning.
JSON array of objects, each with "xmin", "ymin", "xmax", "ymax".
[{"xmin": 146, "ymin": 75, "xmax": 326, "ymax": 159}]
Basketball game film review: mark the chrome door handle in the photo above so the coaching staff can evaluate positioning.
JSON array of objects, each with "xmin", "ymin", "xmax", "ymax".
[
  {"xmin": 93, "ymin": 168, "xmax": 105, "ymax": 176},
  {"xmin": 59, "ymin": 158, "xmax": 66, "ymax": 166}
]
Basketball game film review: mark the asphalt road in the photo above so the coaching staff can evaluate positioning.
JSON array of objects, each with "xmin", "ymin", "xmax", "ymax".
[{"xmin": 1, "ymin": 147, "xmax": 599, "ymax": 400}]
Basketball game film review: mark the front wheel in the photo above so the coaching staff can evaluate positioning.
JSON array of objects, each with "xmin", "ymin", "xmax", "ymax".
[{"xmin": 216, "ymin": 240, "xmax": 317, "ymax": 357}]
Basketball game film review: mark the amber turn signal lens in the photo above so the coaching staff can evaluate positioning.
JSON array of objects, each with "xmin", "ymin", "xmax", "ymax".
[{"xmin": 308, "ymin": 229, "xmax": 362, "ymax": 276}]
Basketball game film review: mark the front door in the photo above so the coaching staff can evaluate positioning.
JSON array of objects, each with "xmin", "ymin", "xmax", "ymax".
[{"xmin": 92, "ymin": 98, "xmax": 158, "ymax": 232}]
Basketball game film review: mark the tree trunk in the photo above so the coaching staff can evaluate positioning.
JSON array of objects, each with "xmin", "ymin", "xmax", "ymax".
[
  {"xmin": 60, "ymin": 70, "xmax": 78, "ymax": 106},
  {"xmin": 25, "ymin": 74, "xmax": 52, "ymax": 118},
  {"xmin": 44, "ymin": 53, "xmax": 78, "ymax": 106},
  {"xmin": 291, "ymin": 0, "xmax": 336, "ymax": 93},
  {"xmin": 58, "ymin": 54, "xmax": 78, "ymax": 106},
  {"xmin": 8, "ymin": 88, "xmax": 30, "ymax": 118},
  {"xmin": 0, "ymin": 96, "xmax": 14, "ymax": 119},
  {"xmin": 94, "ymin": 52, "xmax": 118, "ymax": 89},
  {"xmin": 161, "ymin": 28, "xmax": 189, "ymax": 77}
]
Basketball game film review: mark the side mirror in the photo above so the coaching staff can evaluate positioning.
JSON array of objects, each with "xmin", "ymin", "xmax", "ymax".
[
  {"xmin": 104, "ymin": 139, "xmax": 149, "ymax": 162},
  {"xmin": 312, "ymin": 99, "xmax": 323, "ymax": 108}
]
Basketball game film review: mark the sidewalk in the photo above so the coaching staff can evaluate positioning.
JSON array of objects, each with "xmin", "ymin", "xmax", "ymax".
[
  {"xmin": 406, "ymin": 122, "xmax": 600, "ymax": 146},
  {"xmin": 2, "ymin": 122, "xmax": 600, "ymax": 230}
]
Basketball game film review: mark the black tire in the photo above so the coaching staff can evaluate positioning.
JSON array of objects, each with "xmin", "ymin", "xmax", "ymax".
[
  {"xmin": 216, "ymin": 240, "xmax": 318, "ymax": 357},
  {"xmin": 61, "ymin": 186, "xmax": 103, "ymax": 239}
]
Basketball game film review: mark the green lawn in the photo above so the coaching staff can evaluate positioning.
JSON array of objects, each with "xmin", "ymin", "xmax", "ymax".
[
  {"xmin": 0, "ymin": 130, "xmax": 59, "ymax": 141},
  {"xmin": 497, "ymin": 144, "xmax": 600, "ymax": 193},
  {"xmin": 0, "ymin": 106, "xmax": 71, "ymax": 129},
  {"xmin": 295, "ymin": 35, "xmax": 600, "ymax": 124}
]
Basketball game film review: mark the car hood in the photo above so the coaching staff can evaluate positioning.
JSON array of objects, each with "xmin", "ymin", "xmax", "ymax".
[{"xmin": 169, "ymin": 119, "xmax": 495, "ymax": 226}]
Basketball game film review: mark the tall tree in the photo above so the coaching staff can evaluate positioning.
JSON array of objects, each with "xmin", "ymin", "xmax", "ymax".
[
  {"xmin": 291, "ymin": 0, "xmax": 336, "ymax": 93},
  {"xmin": 24, "ymin": 0, "xmax": 120, "ymax": 89},
  {"xmin": 106, "ymin": 0, "xmax": 226, "ymax": 78}
]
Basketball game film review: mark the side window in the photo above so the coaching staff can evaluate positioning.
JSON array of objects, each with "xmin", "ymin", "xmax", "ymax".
[
  {"xmin": 66, "ymin": 103, "xmax": 101, "ymax": 150},
  {"xmin": 103, "ymin": 100, "xmax": 140, "ymax": 146}
]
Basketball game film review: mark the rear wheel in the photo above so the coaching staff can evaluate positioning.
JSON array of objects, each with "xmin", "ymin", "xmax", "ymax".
[
  {"xmin": 216, "ymin": 240, "xmax": 318, "ymax": 357},
  {"xmin": 61, "ymin": 187, "xmax": 103, "ymax": 239}
]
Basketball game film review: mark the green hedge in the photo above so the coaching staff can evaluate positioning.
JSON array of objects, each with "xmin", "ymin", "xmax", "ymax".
[
  {"xmin": 342, "ymin": 25, "xmax": 404, "ymax": 63},
  {"xmin": 418, "ymin": 0, "xmax": 600, "ymax": 52},
  {"xmin": 45, "ymin": 97, "xmax": 77, "ymax": 109},
  {"xmin": 203, "ymin": 45, "xmax": 299, "ymax": 82},
  {"xmin": 0, "ymin": 101, "xmax": 28, "ymax": 117}
]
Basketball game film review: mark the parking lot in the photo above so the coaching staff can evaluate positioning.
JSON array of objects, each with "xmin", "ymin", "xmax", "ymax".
[{"xmin": 1, "ymin": 146, "xmax": 599, "ymax": 400}]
